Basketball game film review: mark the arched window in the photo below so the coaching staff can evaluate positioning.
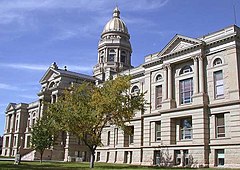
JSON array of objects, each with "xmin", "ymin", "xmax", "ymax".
[
  {"xmin": 213, "ymin": 58, "xmax": 222, "ymax": 66},
  {"xmin": 131, "ymin": 85, "xmax": 140, "ymax": 93},
  {"xmin": 52, "ymin": 95, "xmax": 57, "ymax": 103},
  {"xmin": 180, "ymin": 65, "xmax": 193, "ymax": 75},
  {"xmin": 156, "ymin": 74, "xmax": 162, "ymax": 81},
  {"xmin": 108, "ymin": 49, "xmax": 116, "ymax": 62},
  {"xmin": 121, "ymin": 51, "xmax": 127, "ymax": 63},
  {"xmin": 49, "ymin": 82, "xmax": 55, "ymax": 88}
]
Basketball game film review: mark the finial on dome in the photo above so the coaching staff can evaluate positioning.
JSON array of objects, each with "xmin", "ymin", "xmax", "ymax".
[{"xmin": 113, "ymin": 6, "xmax": 120, "ymax": 18}]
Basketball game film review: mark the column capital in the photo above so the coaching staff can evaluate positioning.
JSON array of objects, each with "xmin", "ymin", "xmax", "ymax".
[
  {"xmin": 198, "ymin": 54, "xmax": 204, "ymax": 61},
  {"xmin": 163, "ymin": 63, "xmax": 171, "ymax": 70},
  {"xmin": 191, "ymin": 56, "xmax": 198, "ymax": 61}
]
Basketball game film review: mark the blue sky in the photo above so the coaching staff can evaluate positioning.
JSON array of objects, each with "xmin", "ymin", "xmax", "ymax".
[{"xmin": 0, "ymin": 0, "xmax": 239, "ymax": 135}]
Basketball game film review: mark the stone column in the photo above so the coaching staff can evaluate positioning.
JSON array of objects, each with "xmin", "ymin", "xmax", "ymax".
[
  {"xmin": 5, "ymin": 116, "xmax": 9, "ymax": 132},
  {"xmin": 180, "ymin": 150, "xmax": 184, "ymax": 167},
  {"xmin": 117, "ymin": 48, "xmax": 120, "ymax": 62},
  {"xmin": 192, "ymin": 56, "xmax": 199, "ymax": 94},
  {"xmin": 163, "ymin": 65, "xmax": 168, "ymax": 100},
  {"xmin": 167, "ymin": 64, "xmax": 172, "ymax": 99},
  {"xmin": 105, "ymin": 48, "xmax": 108, "ymax": 62},
  {"xmin": 97, "ymin": 51, "xmax": 100, "ymax": 63},
  {"xmin": 10, "ymin": 114, "xmax": 14, "ymax": 132},
  {"xmin": 198, "ymin": 55, "xmax": 204, "ymax": 93}
]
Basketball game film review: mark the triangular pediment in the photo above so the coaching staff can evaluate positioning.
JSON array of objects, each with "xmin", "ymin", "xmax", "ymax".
[
  {"xmin": 159, "ymin": 34, "xmax": 203, "ymax": 56},
  {"xmin": 39, "ymin": 67, "xmax": 60, "ymax": 84},
  {"xmin": 6, "ymin": 103, "xmax": 16, "ymax": 112}
]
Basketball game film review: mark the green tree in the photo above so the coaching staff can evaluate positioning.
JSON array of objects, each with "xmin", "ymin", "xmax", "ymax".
[
  {"xmin": 31, "ymin": 116, "xmax": 54, "ymax": 163},
  {"xmin": 47, "ymin": 76, "xmax": 146, "ymax": 168}
]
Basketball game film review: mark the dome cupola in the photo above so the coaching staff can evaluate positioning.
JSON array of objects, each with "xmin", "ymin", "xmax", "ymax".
[
  {"xmin": 102, "ymin": 7, "xmax": 129, "ymax": 35},
  {"xmin": 94, "ymin": 6, "xmax": 132, "ymax": 81}
]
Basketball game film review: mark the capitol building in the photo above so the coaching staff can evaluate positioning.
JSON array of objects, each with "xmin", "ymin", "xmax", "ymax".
[{"xmin": 2, "ymin": 7, "xmax": 240, "ymax": 168}]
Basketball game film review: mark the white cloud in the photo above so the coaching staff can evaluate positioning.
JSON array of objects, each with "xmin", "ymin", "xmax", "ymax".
[
  {"xmin": 18, "ymin": 94, "xmax": 37, "ymax": 100},
  {"xmin": 0, "ymin": 83, "xmax": 20, "ymax": 91},
  {"xmin": 0, "ymin": 0, "xmax": 169, "ymax": 11},
  {"xmin": 0, "ymin": 103, "xmax": 8, "ymax": 107},
  {"xmin": 0, "ymin": 63, "xmax": 48, "ymax": 71},
  {"xmin": 0, "ymin": 63, "xmax": 93, "ymax": 72},
  {"xmin": 64, "ymin": 65, "xmax": 93, "ymax": 72},
  {"xmin": 121, "ymin": 0, "xmax": 169, "ymax": 11}
]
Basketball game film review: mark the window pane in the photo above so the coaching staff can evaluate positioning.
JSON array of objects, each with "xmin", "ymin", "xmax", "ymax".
[
  {"xmin": 181, "ymin": 118, "xmax": 192, "ymax": 140},
  {"xmin": 216, "ymin": 114, "xmax": 225, "ymax": 138},
  {"xmin": 180, "ymin": 78, "xmax": 193, "ymax": 104},
  {"xmin": 216, "ymin": 85, "xmax": 224, "ymax": 96},
  {"xmin": 216, "ymin": 114, "xmax": 224, "ymax": 126},
  {"xmin": 155, "ymin": 86, "xmax": 162, "ymax": 108},
  {"xmin": 214, "ymin": 71, "xmax": 224, "ymax": 98},
  {"xmin": 218, "ymin": 127, "xmax": 225, "ymax": 133},
  {"xmin": 155, "ymin": 122, "xmax": 161, "ymax": 141}
]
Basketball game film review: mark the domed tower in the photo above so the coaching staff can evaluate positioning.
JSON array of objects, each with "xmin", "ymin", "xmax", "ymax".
[{"xmin": 93, "ymin": 7, "xmax": 132, "ymax": 81}]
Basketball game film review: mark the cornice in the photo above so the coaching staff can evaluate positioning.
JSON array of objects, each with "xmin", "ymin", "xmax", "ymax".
[
  {"xmin": 131, "ymin": 71, "xmax": 145, "ymax": 79},
  {"xmin": 205, "ymin": 33, "xmax": 237, "ymax": 47},
  {"xmin": 143, "ymin": 43, "xmax": 204, "ymax": 69}
]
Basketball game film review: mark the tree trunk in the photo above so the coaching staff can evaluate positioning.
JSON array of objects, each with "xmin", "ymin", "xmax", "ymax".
[
  {"xmin": 89, "ymin": 150, "xmax": 95, "ymax": 168},
  {"xmin": 40, "ymin": 151, "xmax": 43, "ymax": 164}
]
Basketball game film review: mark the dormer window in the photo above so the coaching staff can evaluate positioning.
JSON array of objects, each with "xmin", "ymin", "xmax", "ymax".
[
  {"xmin": 121, "ymin": 51, "xmax": 127, "ymax": 63},
  {"xmin": 108, "ymin": 49, "xmax": 116, "ymax": 62},
  {"xmin": 49, "ymin": 82, "xmax": 55, "ymax": 88},
  {"xmin": 156, "ymin": 74, "xmax": 162, "ymax": 82},
  {"xmin": 213, "ymin": 58, "xmax": 222, "ymax": 66},
  {"xmin": 100, "ymin": 51, "xmax": 104, "ymax": 63},
  {"xmin": 180, "ymin": 65, "xmax": 193, "ymax": 75}
]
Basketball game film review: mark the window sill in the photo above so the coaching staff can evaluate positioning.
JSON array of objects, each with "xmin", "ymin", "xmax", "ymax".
[
  {"xmin": 214, "ymin": 97, "xmax": 225, "ymax": 100},
  {"xmin": 211, "ymin": 137, "xmax": 231, "ymax": 141},
  {"xmin": 178, "ymin": 139, "xmax": 193, "ymax": 142},
  {"xmin": 179, "ymin": 103, "xmax": 192, "ymax": 107},
  {"xmin": 152, "ymin": 140, "xmax": 162, "ymax": 143}
]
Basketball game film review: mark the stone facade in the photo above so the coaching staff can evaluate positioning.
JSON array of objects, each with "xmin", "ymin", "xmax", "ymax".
[{"xmin": 2, "ymin": 6, "xmax": 240, "ymax": 168}]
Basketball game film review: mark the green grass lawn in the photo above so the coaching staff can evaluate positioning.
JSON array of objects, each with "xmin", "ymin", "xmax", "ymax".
[{"xmin": 0, "ymin": 161, "xmax": 238, "ymax": 170}]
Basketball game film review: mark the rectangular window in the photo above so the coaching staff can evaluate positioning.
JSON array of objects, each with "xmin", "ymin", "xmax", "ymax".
[
  {"xmin": 174, "ymin": 150, "xmax": 181, "ymax": 165},
  {"xmin": 180, "ymin": 117, "xmax": 192, "ymax": 140},
  {"xmin": 96, "ymin": 152, "xmax": 100, "ymax": 161},
  {"xmin": 107, "ymin": 131, "xmax": 110, "ymax": 146},
  {"xmin": 180, "ymin": 78, "xmax": 193, "ymax": 104},
  {"xmin": 106, "ymin": 152, "xmax": 110, "ymax": 162},
  {"xmin": 214, "ymin": 71, "xmax": 224, "ymax": 98},
  {"xmin": 15, "ymin": 118, "xmax": 18, "ymax": 131},
  {"xmin": 114, "ymin": 128, "xmax": 118, "ymax": 146},
  {"xmin": 115, "ymin": 151, "xmax": 117, "ymax": 162},
  {"xmin": 129, "ymin": 126, "xmax": 134, "ymax": 144},
  {"xmin": 14, "ymin": 136, "xmax": 17, "ymax": 146},
  {"xmin": 155, "ymin": 85, "xmax": 162, "ymax": 108},
  {"xmin": 155, "ymin": 121, "xmax": 161, "ymax": 141},
  {"xmin": 26, "ymin": 136, "xmax": 31, "ymax": 148},
  {"xmin": 216, "ymin": 114, "xmax": 225, "ymax": 138},
  {"xmin": 5, "ymin": 137, "xmax": 9, "ymax": 147},
  {"xmin": 216, "ymin": 149, "xmax": 224, "ymax": 166},
  {"xmin": 154, "ymin": 150, "xmax": 161, "ymax": 165}
]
